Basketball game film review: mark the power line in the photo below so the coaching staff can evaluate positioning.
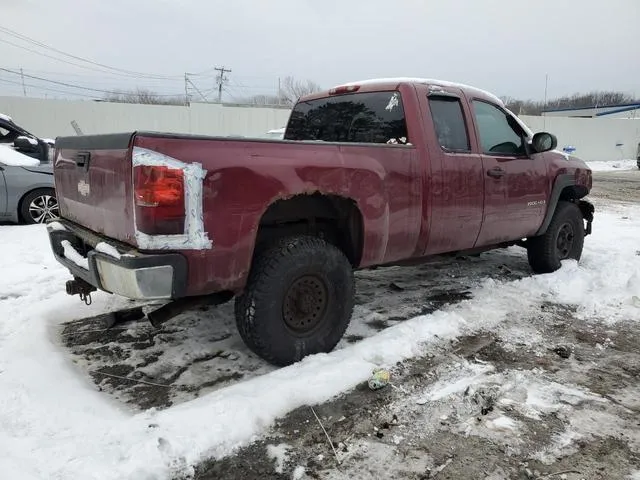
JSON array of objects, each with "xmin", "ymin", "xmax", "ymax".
[
  {"xmin": 0, "ymin": 77, "xmax": 100, "ymax": 98},
  {"xmin": 0, "ymin": 67, "xmax": 184, "ymax": 97},
  {"xmin": 0, "ymin": 24, "xmax": 181, "ymax": 80},
  {"xmin": 0, "ymin": 37, "xmax": 151, "ymax": 79}
]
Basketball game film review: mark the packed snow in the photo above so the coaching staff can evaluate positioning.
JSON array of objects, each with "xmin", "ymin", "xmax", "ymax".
[
  {"xmin": 587, "ymin": 159, "xmax": 638, "ymax": 171},
  {"xmin": 95, "ymin": 241, "xmax": 122, "ymax": 260},
  {"xmin": 266, "ymin": 443, "xmax": 290, "ymax": 474},
  {"xmin": 60, "ymin": 240, "xmax": 89, "ymax": 270},
  {"xmin": 0, "ymin": 199, "xmax": 639, "ymax": 479},
  {"xmin": 0, "ymin": 144, "xmax": 40, "ymax": 167}
]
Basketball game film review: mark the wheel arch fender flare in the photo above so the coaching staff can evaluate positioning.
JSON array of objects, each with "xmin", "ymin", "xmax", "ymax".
[{"xmin": 535, "ymin": 174, "xmax": 589, "ymax": 236}]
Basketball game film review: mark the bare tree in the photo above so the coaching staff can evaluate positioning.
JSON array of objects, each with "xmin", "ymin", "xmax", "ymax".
[
  {"xmin": 278, "ymin": 76, "xmax": 322, "ymax": 106},
  {"xmin": 502, "ymin": 91, "xmax": 638, "ymax": 116},
  {"xmin": 243, "ymin": 94, "xmax": 282, "ymax": 106},
  {"xmin": 103, "ymin": 88, "xmax": 185, "ymax": 106}
]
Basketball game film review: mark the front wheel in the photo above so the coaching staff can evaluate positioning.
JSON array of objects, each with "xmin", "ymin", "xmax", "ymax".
[
  {"xmin": 235, "ymin": 236, "xmax": 355, "ymax": 366},
  {"xmin": 20, "ymin": 188, "xmax": 59, "ymax": 224},
  {"xmin": 527, "ymin": 201, "xmax": 585, "ymax": 274}
]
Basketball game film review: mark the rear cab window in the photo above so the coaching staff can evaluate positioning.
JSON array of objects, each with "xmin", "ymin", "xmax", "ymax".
[{"xmin": 284, "ymin": 91, "xmax": 409, "ymax": 145}]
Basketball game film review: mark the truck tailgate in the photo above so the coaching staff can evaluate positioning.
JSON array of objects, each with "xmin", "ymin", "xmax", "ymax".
[{"xmin": 54, "ymin": 133, "xmax": 137, "ymax": 245}]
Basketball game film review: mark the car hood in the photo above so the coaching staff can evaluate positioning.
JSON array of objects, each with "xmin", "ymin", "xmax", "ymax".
[{"xmin": 21, "ymin": 162, "xmax": 53, "ymax": 175}]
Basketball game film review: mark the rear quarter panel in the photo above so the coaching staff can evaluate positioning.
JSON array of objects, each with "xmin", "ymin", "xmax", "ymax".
[{"xmin": 133, "ymin": 135, "xmax": 422, "ymax": 295}]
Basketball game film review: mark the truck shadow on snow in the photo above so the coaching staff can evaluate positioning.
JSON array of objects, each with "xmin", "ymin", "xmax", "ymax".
[{"xmin": 61, "ymin": 248, "xmax": 531, "ymax": 411}]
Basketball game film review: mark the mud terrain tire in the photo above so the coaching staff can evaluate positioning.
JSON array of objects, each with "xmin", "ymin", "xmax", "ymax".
[
  {"xmin": 235, "ymin": 236, "xmax": 354, "ymax": 366},
  {"xmin": 527, "ymin": 200, "xmax": 584, "ymax": 274}
]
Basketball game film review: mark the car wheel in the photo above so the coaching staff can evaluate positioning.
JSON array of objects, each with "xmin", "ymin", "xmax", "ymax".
[
  {"xmin": 235, "ymin": 236, "xmax": 355, "ymax": 366},
  {"xmin": 527, "ymin": 201, "xmax": 585, "ymax": 274},
  {"xmin": 20, "ymin": 188, "xmax": 59, "ymax": 224}
]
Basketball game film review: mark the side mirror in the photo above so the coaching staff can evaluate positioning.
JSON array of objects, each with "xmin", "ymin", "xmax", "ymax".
[
  {"xmin": 531, "ymin": 132, "xmax": 557, "ymax": 153},
  {"xmin": 14, "ymin": 136, "xmax": 38, "ymax": 152}
]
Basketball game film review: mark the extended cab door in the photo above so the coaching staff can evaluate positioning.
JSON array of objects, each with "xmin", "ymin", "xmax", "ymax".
[
  {"xmin": 470, "ymin": 100, "xmax": 548, "ymax": 247},
  {"xmin": 420, "ymin": 88, "xmax": 485, "ymax": 255}
]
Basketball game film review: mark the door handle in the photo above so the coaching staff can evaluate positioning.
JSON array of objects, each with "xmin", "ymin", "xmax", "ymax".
[
  {"xmin": 75, "ymin": 151, "xmax": 91, "ymax": 172},
  {"xmin": 487, "ymin": 167, "xmax": 505, "ymax": 178}
]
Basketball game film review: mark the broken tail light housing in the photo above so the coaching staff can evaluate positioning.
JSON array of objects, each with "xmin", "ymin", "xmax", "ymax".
[{"xmin": 134, "ymin": 165, "xmax": 185, "ymax": 235}]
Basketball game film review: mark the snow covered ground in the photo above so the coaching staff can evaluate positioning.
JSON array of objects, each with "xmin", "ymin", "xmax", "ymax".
[
  {"xmin": 1, "ymin": 175, "xmax": 639, "ymax": 479},
  {"xmin": 587, "ymin": 159, "xmax": 638, "ymax": 171}
]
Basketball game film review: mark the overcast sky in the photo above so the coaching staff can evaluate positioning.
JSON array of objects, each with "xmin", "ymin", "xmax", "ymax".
[{"xmin": 1, "ymin": 0, "xmax": 639, "ymax": 102}]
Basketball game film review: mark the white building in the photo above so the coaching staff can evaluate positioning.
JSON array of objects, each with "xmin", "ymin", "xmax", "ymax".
[{"xmin": 542, "ymin": 103, "xmax": 640, "ymax": 119}]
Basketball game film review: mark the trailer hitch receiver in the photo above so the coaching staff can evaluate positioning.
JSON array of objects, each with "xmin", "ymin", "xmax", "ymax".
[{"xmin": 66, "ymin": 277, "xmax": 97, "ymax": 305}]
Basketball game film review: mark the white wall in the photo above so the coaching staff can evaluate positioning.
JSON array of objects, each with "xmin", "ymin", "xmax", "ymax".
[
  {"xmin": 0, "ymin": 97, "xmax": 291, "ymax": 139},
  {"xmin": 520, "ymin": 115, "xmax": 640, "ymax": 162},
  {"xmin": 1, "ymin": 96, "xmax": 638, "ymax": 162},
  {"xmin": 543, "ymin": 107, "xmax": 640, "ymax": 119}
]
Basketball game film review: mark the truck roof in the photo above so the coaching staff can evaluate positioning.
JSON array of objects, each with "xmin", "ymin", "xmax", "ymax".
[{"xmin": 302, "ymin": 77, "xmax": 504, "ymax": 107}]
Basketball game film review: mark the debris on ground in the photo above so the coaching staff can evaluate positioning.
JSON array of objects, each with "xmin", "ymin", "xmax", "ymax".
[
  {"xmin": 551, "ymin": 345, "xmax": 572, "ymax": 359},
  {"xmin": 368, "ymin": 368, "xmax": 391, "ymax": 390}
]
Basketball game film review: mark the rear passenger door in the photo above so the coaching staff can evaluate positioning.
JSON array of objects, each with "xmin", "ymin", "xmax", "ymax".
[
  {"xmin": 471, "ymin": 100, "xmax": 549, "ymax": 247},
  {"xmin": 422, "ymin": 92, "xmax": 485, "ymax": 255}
]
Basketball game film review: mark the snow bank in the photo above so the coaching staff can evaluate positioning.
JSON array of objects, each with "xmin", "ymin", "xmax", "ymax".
[
  {"xmin": 587, "ymin": 159, "xmax": 638, "ymax": 171},
  {"xmin": 0, "ymin": 203, "xmax": 639, "ymax": 479},
  {"xmin": 0, "ymin": 145, "xmax": 40, "ymax": 167}
]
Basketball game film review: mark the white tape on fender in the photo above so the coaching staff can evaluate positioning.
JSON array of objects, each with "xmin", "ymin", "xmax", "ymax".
[{"xmin": 132, "ymin": 146, "xmax": 212, "ymax": 250}]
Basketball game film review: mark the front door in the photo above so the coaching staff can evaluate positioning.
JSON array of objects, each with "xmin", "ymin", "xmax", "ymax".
[
  {"xmin": 471, "ymin": 100, "xmax": 549, "ymax": 247},
  {"xmin": 422, "ymin": 92, "xmax": 485, "ymax": 255}
]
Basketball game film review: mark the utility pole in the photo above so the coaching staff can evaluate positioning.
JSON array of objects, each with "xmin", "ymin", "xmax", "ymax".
[
  {"xmin": 185, "ymin": 74, "xmax": 208, "ymax": 102},
  {"xmin": 20, "ymin": 68, "xmax": 26, "ymax": 96},
  {"xmin": 214, "ymin": 66, "xmax": 231, "ymax": 103},
  {"xmin": 543, "ymin": 73, "xmax": 549, "ymax": 129},
  {"xmin": 184, "ymin": 73, "xmax": 189, "ymax": 106}
]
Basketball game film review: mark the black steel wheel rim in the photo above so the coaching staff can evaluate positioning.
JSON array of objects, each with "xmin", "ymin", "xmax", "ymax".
[
  {"xmin": 29, "ymin": 194, "xmax": 59, "ymax": 223},
  {"xmin": 556, "ymin": 222, "xmax": 575, "ymax": 259},
  {"xmin": 283, "ymin": 275, "xmax": 329, "ymax": 334}
]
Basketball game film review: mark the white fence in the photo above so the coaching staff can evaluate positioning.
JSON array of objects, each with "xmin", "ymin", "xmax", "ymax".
[
  {"xmin": 0, "ymin": 97, "xmax": 291, "ymax": 140},
  {"xmin": 520, "ymin": 115, "xmax": 640, "ymax": 162},
  {"xmin": 1, "ymin": 97, "xmax": 638, "ymax": 162}
]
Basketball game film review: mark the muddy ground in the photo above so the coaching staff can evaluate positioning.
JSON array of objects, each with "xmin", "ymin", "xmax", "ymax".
[{"xmin": 60, "ymin": 170, "xmax": 640, "ymax": 479}]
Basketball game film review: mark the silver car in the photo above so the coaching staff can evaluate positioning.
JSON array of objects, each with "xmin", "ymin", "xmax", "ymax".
[{"xmin": 0, "ymin": 114, "xmax": 58, "ymax": 224}]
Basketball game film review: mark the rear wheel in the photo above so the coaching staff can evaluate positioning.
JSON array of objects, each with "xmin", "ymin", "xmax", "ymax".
[
  {"xmin": 235, "ymin": 236, "xmax": 354, "ymax": 366},
  {"xmin": 527, "ymin": 201, "xmax": 584, "ymax": 274},
  {"xmin": 20, "ymin": 188, "xmax": 59, "ymax": 224}
]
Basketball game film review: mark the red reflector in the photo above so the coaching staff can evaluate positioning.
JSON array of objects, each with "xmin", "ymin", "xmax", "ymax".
[
  {"xmin": 329, "ymin": 85, "xmax": 360, "ymax": 95},
  {"xmin": 134, "ymin": 165, "xmax": 185, "ymax": 235}
]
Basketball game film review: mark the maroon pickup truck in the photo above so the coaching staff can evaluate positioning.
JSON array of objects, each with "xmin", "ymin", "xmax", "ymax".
[{"xmin": 47, "ymin": 78, "xmax": 594, "ymax": 366}]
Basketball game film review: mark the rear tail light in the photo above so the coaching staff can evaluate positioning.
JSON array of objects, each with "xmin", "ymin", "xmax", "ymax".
[{"xmin": 134, "ymin": 165, "xmax": 185, "ymax": 235}]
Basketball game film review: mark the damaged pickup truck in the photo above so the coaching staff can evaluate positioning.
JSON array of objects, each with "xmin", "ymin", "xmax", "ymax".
[{"xmin": 47, "ymin": 78, "xmax": 594, "ymax": 366}]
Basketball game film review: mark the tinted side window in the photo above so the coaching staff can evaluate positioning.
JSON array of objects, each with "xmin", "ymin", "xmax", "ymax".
[
  {"xmin": 472, "ymin": 101, "xmax": 525, "ymax": 155},
  {"xmin": 428, "ymin": 97, "xmax": 470, "ymax": 152},
  {"xmin": 285, "ymin": 91, "xmax": 409, "ymax": 144},
  {"xmin": 0, "ymin": 126, "xmax": 17, "ymax": 143}
]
